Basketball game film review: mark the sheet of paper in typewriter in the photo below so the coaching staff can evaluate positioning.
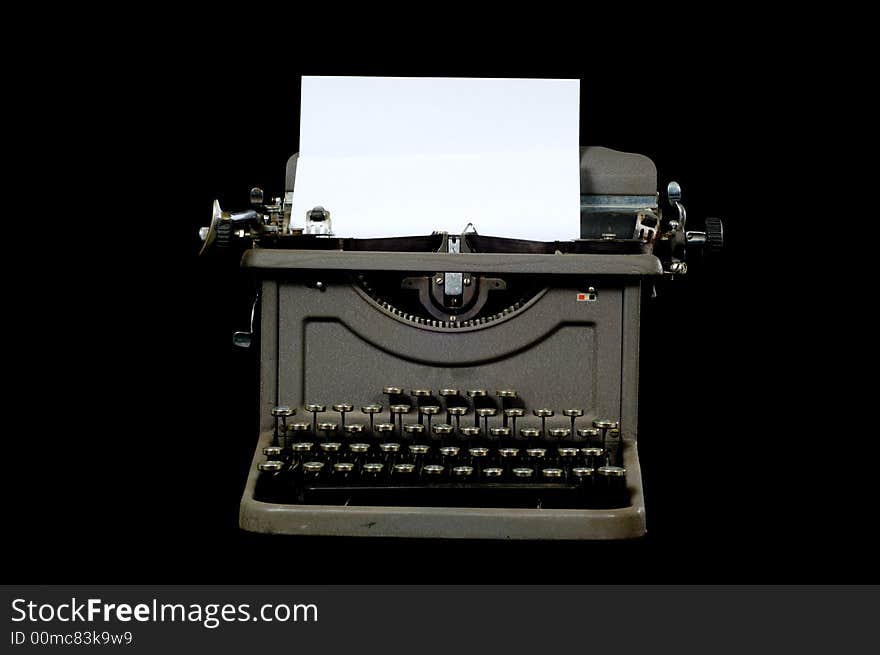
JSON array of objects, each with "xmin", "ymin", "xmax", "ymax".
[{"xmin": 290, "ymin": 76, "xmax": 581, "ymax": 241}]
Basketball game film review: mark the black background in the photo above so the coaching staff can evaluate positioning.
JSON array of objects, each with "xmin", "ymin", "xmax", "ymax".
[{"xmin": 10, "ymin": 34, "xmax": 867, "ymax": 583}]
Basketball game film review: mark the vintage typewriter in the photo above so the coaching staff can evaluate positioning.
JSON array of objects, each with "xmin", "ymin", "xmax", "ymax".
[{"xmin": 200, "ymin": 146, "xmax": 723, "ymax": 539}]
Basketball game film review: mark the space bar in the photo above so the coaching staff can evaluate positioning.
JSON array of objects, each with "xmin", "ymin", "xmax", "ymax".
[{"xmin": 302, "ymin": 482, "xmax": 583, "ymax": 508}]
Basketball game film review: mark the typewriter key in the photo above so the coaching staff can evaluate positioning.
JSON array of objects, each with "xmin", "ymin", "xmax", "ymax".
[
  {"xmin": 453, "ymin": 466, "xmax": 474, "ymax": 478},
  {"xmin": 496, "ymin": 389, "xmax": 517, "ymax": 398},
  {"xmin": 563, "ymin": 409, "xmax": 584, "ymax": 439},
  {"xmin": 432, "ymin": 423, "xmax": 453, "ymax": 445},
  {"xmin": 320, "ymin": 442, "xmax": 342, "ymax": 453},
  {"xmin": 304, "ymin": 404, "xmax": 326, "ymax": 434},
  {"xmin": 348, "ymin": 443, "xmax": 371, "ymax": 463},
  {"xmin": 383, "ymin": 386, "xmax": 404, "ymax": 396},
  {"xmin": 469, "ymin": 447, "xmax": 489, "ymax": 458},
  {"xmin": 291, "ymin": 442, "xmax": 313, "ymax": 465},
  {"xmin": 592, "ymin": 419, "xmax": 619, "ymax": 450},
  {"xmin": 461, "ymin": 426, "xmax": 481, "ymax": 440},
  {"xmin": 512, "ymin": 467, "xmax": 534, "ymax": 479},
  {"xmin": 476, "ymin": 407, "xmax": 497, "ymax": 434},
  {"xmin": 447, "ymin": 405, "xmax": 467, "ymax": 433},
  {"xmin": 526, "ymin": 448, "xmax": 547, "ymax": 458},
  {"xmin": 271, "ymin": 406, "xmax": 295, "ymax": 439},
  {"xmin": 263, "ymin": 446, "xmax": 283, "ymax": 460},
  {"xmin": 467, "ymin": 389, "xmax": 487, "ymax": 397},
  {"xmin": 404, "ymin": 424, "xmax": 426, "ymax": 443},
  {"xmin": 439, "ymin": 446, "xmax": 460, "ymax": 466},
  {"xmin": 533, "ymin": 408, "xmax": 554, "ymax": 438},
  {"xmin": 520, "ymin": 427, "xmax": 540, "ymax": 447},
  {"xmin": 332, "ymin": 461, "xmax": 355, "ymax": 481},
  {"xmin": 361, "ymin": 405, "xmax": 383, "ymax": 432},
  {"xmin": 490, "ymin": 426, "xmax": 511, "ymax": 438},
  {"xmin": 256, "ymin": 460, "xmax": 286, "ymax": 501},
  {"xmin": 581, "ymin": 447, "xmax": 604, "ymax": 468},
  {"xmin": 392, "ymin": 463, "xmax": 416, "ymax": 477},
  {"xmin": 499, "ymin": 448, "xmax": 519, "ymax": 458},
  {"xmin": 318, "ymin": 422, "xmax": 338, "ymax": 442},
  {"xmin": 597, "ymin": 465, "xmax": 627, "ymax": 506},
  {"xmin": 302, "ymin": 461, "xmax": 325, "ymax": 478},
  {"xmin": 380, "ymin": 442, "xmax": 401, "ymax": 460},
  {"xmin": 548, "ymin": 427, "xmax": 570, "ymax": 441},
  {"xmin": 332, "ymin": 403, "xmax": 353, "ymax": 428},
  {"xmin": 409, "ymin": 444, "xmax": 430, "ymax": 466},
  {"xmin": 542, "ymin": 468, "xmax": 564, "ymax": 479},
  {"xmin": 504, "ymin": 407, "xmax": 525, "ymax": 432},
  {"xmin": 389, "ymin": 404, "xmax": 411, "ymax": 434},
  {"xmin": 572, "ymin": 467, "xmax": 595, "ymax": 496},
  {"xmin": 558, "ymin": 447, "xmax": 579, "ymax": 459},
  {"xmin": 344, "ymin": 423, "xmax": 366, "ymax": 438},
  {"xmin": 418, "ymin": 405, "xmax": 440, "ymax": 431},
  {"xmin": 483, "ymin": 467, "xmax": 504, "ymax": 478},
  {"xmin": 577, "ymin": 427, "xmax": 600, "ymax": 446},
  {"xmin": 423, "ymin": 464, "xmax": 445, "ymax": 477},
  {"xmin": 410, "ymin": 389, "xmax": 432, "ymax": 397},
  {"xmin": 362, "ymin": 462, "xmax": 384, "ymax": 480},
  {"xmin": 438, "ymin": 388, "xmax": 459, "ymax": 397}
]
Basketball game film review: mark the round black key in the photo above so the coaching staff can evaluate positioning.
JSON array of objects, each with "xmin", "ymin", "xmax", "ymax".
[
  {"xmin": 362, "ymin": 462, "xmax": 384, "ymax": 481},
  {"xmin": 302, "ymin": 461, "xmax": 324, "ymax": 478},
  {"xmin": 291, "ymin": 442, "xmax": 313, "ymax": 464},
  {"xmin": 453, "ymin": 466, "xmax": 474, "ymax": 478},
  {"xmin": 258, "ymin": 460, "xmax": 284, "ymax": 472},
  {"xmin": 263, "ymin": 446, "xmax": 283, "ymax": 460},
  {"xmin": 542, "ymin": 468, "xmax": 564, "ymax": 479},
  {"xmin": 361, "ymin": 404, "xmax": 383, "ymax": 433},
  {"xmin": 404, "ymin": 423, "xmax": 426, "ymax": 438},
  {"xmin": 392, "ymin": 463, "xmax": 416, "ymax": 477},
  {"xmin": 504, "ymin": 407, "xmax": 524, "ymax": 431},
  {"xmin": 332, "ymin": 403, "xmax": 353, "ymax": 428},
  {"xmin": 577, "ymin": 427, "xmax": 600, "ymax": 446},
  {"xmin": 423, "ymin": 464, "xmax": 445, "ymax": 477},
  {"xmin": 512, "ymin": 467, "xmax": 534, "ymax": 479},
  {"xmin": 271, "ymin": 406, "xmax": 295, "ymax": 439},
  {"xmin": 483, "ymin": 467, "xmax": 504, "ymax": 478},
  {"xmin": 461, "ymin": 426, "xmax": 481, "ymax": 440},
  {"xmin": 318, "ymin": 422, "xmax": 337, "ymax": 442},
  {"xmin": 344, "ymin": 423, "xmax": 366, "ymax": 437},
  {"xmin": 418, "ymin": 405, "xmax": 440, "ymax": 431}
]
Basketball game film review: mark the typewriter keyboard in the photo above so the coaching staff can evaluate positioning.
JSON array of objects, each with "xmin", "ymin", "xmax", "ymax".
[{"xmin": 256, "ymin": 388, "xmax": 629, "ymax": 509}]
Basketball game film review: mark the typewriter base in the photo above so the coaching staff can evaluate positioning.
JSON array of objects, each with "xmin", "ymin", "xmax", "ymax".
[{"xmin": 240, "ymin": 431, "xmax": 646, "ymax": 540}]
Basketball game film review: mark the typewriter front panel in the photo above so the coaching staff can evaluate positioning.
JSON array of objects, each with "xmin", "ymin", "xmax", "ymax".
[
  {"xmin": 275, "ymin": 273, "xmax": 624, "ymax": 436},
  {"xmin": 240, "ymin": 258, "xmax": 647, "ymax": 540}
]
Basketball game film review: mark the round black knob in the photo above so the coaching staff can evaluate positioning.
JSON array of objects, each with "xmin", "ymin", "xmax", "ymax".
[{"xmin": 704, "ymin": 217, "xmax": 724, "ymax": 254}]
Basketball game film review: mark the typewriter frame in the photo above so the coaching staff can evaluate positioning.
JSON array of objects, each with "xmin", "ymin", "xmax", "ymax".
[{"xmin": 239, "ymin": 250, "xmax": 660, "ymax": 539}]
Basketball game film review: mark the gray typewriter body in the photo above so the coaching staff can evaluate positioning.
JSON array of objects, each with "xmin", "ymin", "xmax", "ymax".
[{"xmin": 200, "ymin": 144, "xmax": 721, "ymax": 539}]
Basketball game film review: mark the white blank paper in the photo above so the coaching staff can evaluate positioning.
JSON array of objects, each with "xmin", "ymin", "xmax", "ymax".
[{"xmin": 291, "ymin": 76, "xmax": 580, "ymax": 240}]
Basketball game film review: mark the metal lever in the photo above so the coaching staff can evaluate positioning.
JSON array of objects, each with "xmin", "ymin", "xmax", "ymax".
[
  {"xmin": 666, "ymin": 181, "xmax": 687, "ymax": 231},
  {"xmin": 233, "ymin": 296, "xmax": 258, "ymax": 349}
]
